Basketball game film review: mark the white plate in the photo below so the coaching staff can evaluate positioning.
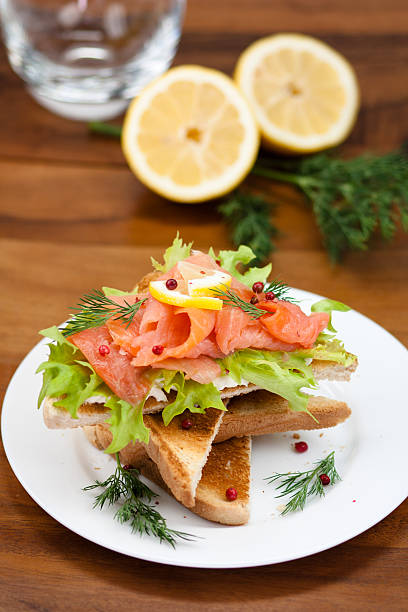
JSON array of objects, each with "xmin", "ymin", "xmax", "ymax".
[{"xmin": 2, "ymin": 289, "xmax": 408, "ymax": 568}]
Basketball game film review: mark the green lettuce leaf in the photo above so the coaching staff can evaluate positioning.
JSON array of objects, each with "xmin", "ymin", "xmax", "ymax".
[
  {"xmin": 37, "ymin": 326, "xmax": 150, "ymax": 449},
  {"xmin": 216, "ymin": 245, "xmax": 272, "ymax": 287},
  {"xmin": 156, "ymin": 371, "xmax": 226, "ymax": 426},
  {"xmin": 311, "ymin": 298, "xmax": 350, "ymax": 333},
  {"xmin": 151, "ymin": 233, "xmax": 192, "ymax": 272},
  {"xmin": 221, "ymin": 349, "xmax": 317, "ymax": 414},
  {"xmin": 37, "ymin": 326, "xmax": 110, "ymax": 417},
  {"xmin": 296, "ymin": 338, "xmax": 357, "ymax": 367},
  {"xmin": 105, "ymin": 396, "xmax": 150, "ymax": 453}
]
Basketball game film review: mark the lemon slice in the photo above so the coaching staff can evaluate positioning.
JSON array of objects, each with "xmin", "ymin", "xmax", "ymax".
[
  {"xmin": 149, "ymin": 280, "xmax": 223, "ymax": 310},
  {"xmin": 177, "ymin": 261, "xmax": 231, "ymax": 297},
  {"xmin": 122, "ymin": 65, "xmax": 259, "ymax": 202},
  {"xmin": 234, "ymin": 34, "xmax": 359, "ymax": 154}
]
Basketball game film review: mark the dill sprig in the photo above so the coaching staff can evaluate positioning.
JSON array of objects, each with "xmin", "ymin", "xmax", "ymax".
[
  {"xmin": 263, "ymin": 279, "xmax": 297, "ymax": 303},
  {"xmin": 218, "ymin": 191, "xmax": 279, "ymax": 263},
  {"xmin": 84, "ymin": 454, "xmax": 196, "ymax": 547},
  {"xmin": 62, "ymin": 289, "xmax": 146, "ymax": 337},
  {"xmin": 265, "ymin": 451, "xmax": 341, "ymax": 515},
  {"xmin": 211, "ymin": 285, "xmax": 268, "ymax": 319},
  {"xmin": 253, "ymin": 148, "xmax": 408, "ymax": 262}
]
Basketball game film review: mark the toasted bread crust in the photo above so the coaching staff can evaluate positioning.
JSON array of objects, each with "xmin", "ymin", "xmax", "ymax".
[
  {"xmin": 82, "ymin": 425, "xmax": 105, "ymax": 450},
  {"xmin": 312, "ymin": 358, "xmax": 358, "ymax": 381},
  {"xmin": 217, "ymin": 392, "xmax": 351, "ymax": 442},
  {"xmin": 42, "ymin": 397, "xmax": 110, "ymax": 429}
]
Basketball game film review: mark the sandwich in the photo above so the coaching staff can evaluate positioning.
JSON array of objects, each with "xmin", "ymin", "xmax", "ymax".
[{"xmin": 37, "ymin": 236, "xmax": 357, "ymax": 526}]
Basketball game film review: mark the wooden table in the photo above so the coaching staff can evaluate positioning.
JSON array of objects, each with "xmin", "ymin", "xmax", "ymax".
[{"xmin": 1, "ymin": 1, "xmax": 407, "ymax": 609}]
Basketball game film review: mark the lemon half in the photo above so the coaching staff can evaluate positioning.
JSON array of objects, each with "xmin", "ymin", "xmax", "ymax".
[
  {"xmin": 122, "ymin": 65, "xmax": 259, "ymax": 202},
  {"xmin": 235, "ymin": 34, "xmax": 359, "ymax": 154}
]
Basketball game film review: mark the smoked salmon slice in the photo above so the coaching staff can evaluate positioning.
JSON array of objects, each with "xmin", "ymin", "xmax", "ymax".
[
  {"xmin": 151, "ymin": 356, "xmax": 222, "ymax": 384},
  {"xmin": 215, "ymin": 304, "xmax": 300, "ymax": 354},
  {"xmin": 107, "ymin": 297, "xmax": 216, "ymax": 367},
  {"xmin": 259, "ymin": 301, "xmax": 329, "ymax": 348},
  {"xmin": 68, "ymin": 326, "xmax": 149, "ymax": 404}
]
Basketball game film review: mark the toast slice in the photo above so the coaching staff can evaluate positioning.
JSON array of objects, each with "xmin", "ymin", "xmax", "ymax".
[
  {"xmin": 141, "ymin": 407, "xmax": 225, "ymax": 508},
  {"xmin": 215, "ymin": 391, "xmax": 351, "ymax": 442},
  {"xmin": 85, "ymin": 425, "xmax": 251, "ymax": 526}
]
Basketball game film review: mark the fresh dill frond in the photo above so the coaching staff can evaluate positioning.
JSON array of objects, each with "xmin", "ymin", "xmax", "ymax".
[
  {"xmin": 263, "ymin": 279, "xmax": 297, "ymax": 303},
  {"xmin": 265, "ymin": 451, "xmax": 341, "ymax": 515},
  {"xmin": 115, "ymin": 499, "xmax": 194, "ymax": 546},
  {"xmin": 211, "ymin": 286, "xmax": 268, "ymax": 319},
  {"xmin": 84, "ymin": 454, "xmax": 197, "ymax": 547},
  {"xmin": 253, "ymin": 148, "xmax": 408, "ymax": 262},
  {"xmin": 62, "ymin": 289, "xmax": 146, "ymax": 336},
  {"xmin": 218, "ymin": 191, "xmax": 279, "ymax": 263}
]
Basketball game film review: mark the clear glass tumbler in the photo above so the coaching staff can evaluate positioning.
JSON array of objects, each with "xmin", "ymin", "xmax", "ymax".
[{"xmin": 0, "ymin": 0, "xmax": 185, "ymax": 120}]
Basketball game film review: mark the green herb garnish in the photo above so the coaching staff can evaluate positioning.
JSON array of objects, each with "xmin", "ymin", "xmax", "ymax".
[
  {"xmin": 265, "ymin": 451, "xmax": 340, "ymax": 515},
  {"xmin": 211, "ymin": 285, "xmax": 268, "ymax": 319},
  {"xmin": 62, "ymin": 289, "xmax": 146, "ymax": 337},
  {"xmin": 218, "ymin": 191, "xmax": 279, "ymax": 263},
  {"xmin": 263, "ymin": 279, "xmax": 297, "ymax": 303},
  {"xmin": 253, "ymin": 148, "xmax": 408, "ymax": 262},
  {"xmin": 84, "ymin": 453, "xmax": 196, "ymax": 547}
]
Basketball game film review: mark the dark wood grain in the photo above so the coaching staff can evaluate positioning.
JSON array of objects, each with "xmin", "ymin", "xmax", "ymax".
[{"xmin": 0, "ymin": 0, "xmax": 407, "ymax": 610}]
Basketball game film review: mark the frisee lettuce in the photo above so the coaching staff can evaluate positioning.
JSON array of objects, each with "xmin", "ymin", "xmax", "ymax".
[
  {"xmin": 37, "ymin": 327, "xmax": 150, "ymax": 451},
  {"xmin": 37, "ymin": 327, "xmax": 110, "ymax": 417},
  {"xmin": 221, "ymin": 349, "xmax": 316, "ymax": 414},
  {"xmin": 311, "ymin": 298, "xmax": 350, "ymax": 333},
  {"xmin": 151, "ymin": 232, "xmax": 192, "ymax": 272},
  {"xmin": 296, "ymin": 337, "xmax": 357, "ymax": 367},
  {"xmin": 151, "ymin": 370, "xmax": 226, "ymax": 426},
  {"xmin": 105, "ymin": 396, "xmax": 149, "ymax": 453},
  {"xmin": 211, "ymin": 245, "xmax": 272, "ymax": 287}
]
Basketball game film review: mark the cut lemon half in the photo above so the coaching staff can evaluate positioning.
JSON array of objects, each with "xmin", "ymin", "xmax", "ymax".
[
  {"xmin": 149, "ymin": 280, "xmax": 223, "ymax": 310},
  {"xmin": 234, "ymin": 34, "xmax": 359, "ymax": 154},
  {"xmin": 122, "ymin": 65, "xmax": 260, "ymax": 202}
]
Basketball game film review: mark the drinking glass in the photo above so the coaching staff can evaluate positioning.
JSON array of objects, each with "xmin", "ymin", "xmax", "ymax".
[{"xmin": 0, "ymin": 0, "xmax": 185, "ymax": 119}]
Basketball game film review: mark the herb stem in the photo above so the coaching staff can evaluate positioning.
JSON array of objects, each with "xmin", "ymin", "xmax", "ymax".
[
  {"xmin": 88, "ymin": 121, "xmax": 122, "ymax": 139},
  {"xmin": 252, "ymin": 165, "xmax": 317, "ymax": 191}
]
